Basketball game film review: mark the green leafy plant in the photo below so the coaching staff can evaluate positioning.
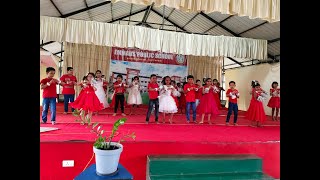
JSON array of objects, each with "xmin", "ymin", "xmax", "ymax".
[{"xmin": 73, "ymin": 109, "xmax": 136, "ymax": 150}]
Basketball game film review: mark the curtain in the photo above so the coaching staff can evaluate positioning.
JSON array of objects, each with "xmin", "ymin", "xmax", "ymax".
[
  {"xmin": 111, "ymin": 0, "xmax": 280, "ymax": 23},
  {"xmin": 187, "ymin": 55, "xmax": 222, "ymax": 83},
  {"xmin": 40, "ymin": 16, "xmax": 268, "ymax": 60},
  {"xmin": 63, "ymin": 42, "xmax": 111, "ymax": 97}
]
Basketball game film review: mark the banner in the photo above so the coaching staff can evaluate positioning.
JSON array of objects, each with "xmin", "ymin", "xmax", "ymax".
[{"xmin": 109, "ymin": 47, "xmax": 188, "ymax": 104}]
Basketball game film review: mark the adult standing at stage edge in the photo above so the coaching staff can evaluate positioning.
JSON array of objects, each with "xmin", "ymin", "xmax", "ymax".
[{"xmin": 60, "ymin": 67, "xmax": 77, "ymax": 114}]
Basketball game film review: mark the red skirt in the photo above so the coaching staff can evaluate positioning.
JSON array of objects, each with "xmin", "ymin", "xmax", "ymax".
[
  {"xmin": 197, "ymin": 93, "xmax": 219, "ymax": 116},
  {"xmin": 179, "ymin": 92, "xmax": 186, "ymax": 109},
  {"xmin": 267, "ymin": 97, "xmax": 280, "ymax": 108},
  {"xmin": 70, "ymin": 90, "xmax": 104, "ymax": 112},
  {"xmin": 246, "ymin": 99, "xmax": 266, "ymax": 123},
  {"xmin": 213, "ymin": 93, "xmax": 222, "ymax": 109}
]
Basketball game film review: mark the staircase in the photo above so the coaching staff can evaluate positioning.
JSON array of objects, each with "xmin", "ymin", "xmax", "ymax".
[{"xmin": 147, "ymin": 154, "xmax": 274, "ymax": 180}]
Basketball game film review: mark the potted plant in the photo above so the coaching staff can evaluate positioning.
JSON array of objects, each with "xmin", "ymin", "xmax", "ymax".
[{"xmin": 73, "ymin": 109, "xmax": 136, "ymax": 176}]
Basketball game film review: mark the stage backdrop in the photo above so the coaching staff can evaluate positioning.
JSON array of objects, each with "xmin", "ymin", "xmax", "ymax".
[{"xmin": 109, "ymin": 47, "xmax": 188, "ymax": 104}]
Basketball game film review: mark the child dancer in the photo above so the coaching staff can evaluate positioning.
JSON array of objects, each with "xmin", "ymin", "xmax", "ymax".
[
  {"xmin": 40, "ymin": 67, "xmax": 60, "ymax": 125},
  {"xmin": 127, "ymin": 76, "xmax": 143, "ymax": 115},
  {"xmin": 145, "ymin": 74, "xmax": 160, "ymax": 124},
  {"xmin": 159, "ymin": 76, "xmax": 178, "ymax": 124},
  {"xmin": 70, "ymin": 72, "xmax": 104, "ymax": 123},
  {"xmin": 195, "ymin": 79, "xmax": 203, "ymax": 107},
  {"xmin": 246, "ymin": 82, "xmax": 267, "ymax": 127},
  {"xmin": 212, "ymin": 79, "xmax": 221, "ymax": 109},
  {"xmin": 94, "ymin": 70, "xmax": 109, "ymax": 112},
  {"xmin": 197, "ymin": 78, "xmax": 219, "ymax": 124},
  {"xmin": 225, "ymin": 81, "xmax": 240, "ymax": 126},
  {"xmin": 112, "ymin": 74, "xmax": 128, "ymax": 116},
  {"xmin": 178, "ymin": 82, "xmax": 186, "ymax": 114},
  {"xmin": 184, "ymin": 75, "xmax": 199, "ymax": 123},
  {"xmin": 267, "ymin": 81, "xmax": 280, "ymax": 121}
]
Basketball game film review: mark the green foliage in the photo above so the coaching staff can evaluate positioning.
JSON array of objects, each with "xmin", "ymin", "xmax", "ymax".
[{"xmin": 73, "ymin": 109, "xmax": 136, "ymax": 150}]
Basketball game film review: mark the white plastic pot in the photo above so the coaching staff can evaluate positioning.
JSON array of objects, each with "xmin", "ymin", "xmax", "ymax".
[{"xmin": 93, "ymin": 142, "xmax": 123, "ymax": 176}]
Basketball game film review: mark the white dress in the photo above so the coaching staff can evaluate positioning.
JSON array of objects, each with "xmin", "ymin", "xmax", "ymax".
[
  {"xmin": 93, "ymin": 79, "xmax": 109, "ymax": 109},
  {"xmin": 127, "ymin": 80, "xmax": 142, "ymax": 105},
  {"xmin": 158, "ymin": 85, "xmax": 178, "ymax": 113}
]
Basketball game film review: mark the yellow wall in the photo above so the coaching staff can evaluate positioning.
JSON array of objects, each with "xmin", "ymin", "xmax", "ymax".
[
  {"xmin": 224, "ymin": 62, "xmax": 280, "ymax": 116},
  {"xmin": 40, "ymin": 64, "xmax": 59, "ymax": 105}
]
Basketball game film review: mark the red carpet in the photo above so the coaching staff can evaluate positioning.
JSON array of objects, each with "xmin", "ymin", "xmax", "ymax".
[{"xmin": 40, "ymin": 103, "xmax": 280, "ymax": 180}]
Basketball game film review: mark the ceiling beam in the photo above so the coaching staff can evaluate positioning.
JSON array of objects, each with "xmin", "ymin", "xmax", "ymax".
[
  {"xmin": 120, "ymin": 19, "xmax": 175, "ymax": 27},
  {"xmin": 200, "ymin": 12, "xmax": 239, "ymax": 37},
  {"xmin": 140, "ymin": 2, "xmax": 154, "ymax": 25},
  {"xmin": 108, "ymin": 7, "xmax": 149, "ymax": 23},
  {"xmin": 167, "ymin": 8, "xmax": 175, "ymax": 19},
  {"xmin": 238, "ymin": 21, "xmax": 268, "ymax": 35},
  {"xmin": 110, "ymin": 2, "xmax": 114, "ymax": 21},
  {"xmin": 268, "ymin": 38, "xmax": 280, "ymax": 44},
  {"xmin": 151, "ymin": 8, "xmax": 186, "ymax": 31},
  {"xmin": 227, "ymin": 57, "xmax": 244, "ymax": 67},
  {"xmin": 54, "ymin": 50, "xmax": 64, "ymax": 55},
  {"xmin": 203, "ymin": 15, "xmax": 234, "ymax": 33},
  {"xmin": 49, "ymin": 0, "xmax": 63, "ymax": 16},
  {"xmin": 128, "ymin": 3, "xmax": 133, "ymax": 25},
  {"xmin": 61, "ymin": 1, "xmax": 111, "ymax": 18},
  {"xmin": 181, "ymin": 13, "xmax": 200, "ymax": 29},
  {"xmin": 40, "ymin": 41, "xmax": 55, "ymax": 47}
]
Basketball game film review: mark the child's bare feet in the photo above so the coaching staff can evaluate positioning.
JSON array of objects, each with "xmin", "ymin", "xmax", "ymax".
[
  {"xmin": 112, "ymin": 113, "xmax": 117, "ymax": 116},
  {"xmin": 121, "ymin": 113, "xmax": 126, "ymax": 116}
]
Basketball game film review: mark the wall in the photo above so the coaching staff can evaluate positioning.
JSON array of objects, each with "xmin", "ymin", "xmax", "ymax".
[{"xmin": 224, "ymin": 63, "xmax": 280, "ymax": 116}]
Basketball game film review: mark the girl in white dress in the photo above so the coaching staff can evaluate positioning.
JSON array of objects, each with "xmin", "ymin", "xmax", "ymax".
[
  {"xmin": 159, "ymin": 76, "xmax": 178, "ymax": 124},
  {"xmin": 127, "ymin": 76, "xmax": 142, "ymax": 115},
  {"xmin": 94, "ymin": 70, "xmax": 109, "ymax": 112}
]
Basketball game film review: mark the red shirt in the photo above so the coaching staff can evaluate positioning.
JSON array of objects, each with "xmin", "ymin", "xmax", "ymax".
[
  {"xmin": 195, "ymin": 86, "xmax": 203, "ymax": 99},
  {"xmin": 40, "ymin": 78, "xmax": 57, "ymax": 98},
  {"xmin": 114, "ymin": 81, "xmax": 126, "ymax": 94},
  {"xmin": 184, "ymin": 83, "xmax": 198, "ymax": 102},
  {"xmin": 148, "ymin": 83, "xmax": 159, "ymax": 99},
  {"xmin": 60, "ymin": 74, "xmax": 77, "ymax": 94},
  {"xmin": 226, "ymin": 88, "xmax": 239, "ymax": 104}
]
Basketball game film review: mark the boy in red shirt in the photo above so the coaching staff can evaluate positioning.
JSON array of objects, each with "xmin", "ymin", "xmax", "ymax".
[
  {"xmin": 225, "ymin": 81, "xmax": 240, "ymax": 125},
  {"xmin": 113, "ymin": 74, "xmax": 128, "ymax": 116},
  {"xmin": 40, "ymin": 67, "xmax": 60, "ymax": 125},
  {"xmin": 60, "ymin": 67, "xmax": 78, "ymax": 114},
  {"xmin": 184, "ymin": 75, "xmax": 199, "ymax": 123},
  {"xmin": 145, "ymin": 74, "xmax": 160, "ymax": 124}
]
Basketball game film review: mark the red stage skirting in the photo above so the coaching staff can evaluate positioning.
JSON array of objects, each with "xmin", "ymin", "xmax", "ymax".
[{"xmin": 41, "ymin": 141, "xmax": 279, "ymax": 180}]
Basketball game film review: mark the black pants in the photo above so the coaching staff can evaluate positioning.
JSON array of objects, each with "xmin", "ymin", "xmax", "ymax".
[
  {"xmin": 146, "ymin": 99, "xmax": 159, "ymax": 122},
  {"xmin": 114, "ymin": 94, "xmax": 125, "ymax": 113},
  {"xmin": 226, "ymin": 102, "xmax": 238, "ymax": 123}
]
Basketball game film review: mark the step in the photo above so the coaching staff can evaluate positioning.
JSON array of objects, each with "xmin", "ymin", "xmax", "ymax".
[
  {"xmin": 148, "ymin": 172, "xmax": 274, "ymax": 180},
  {"xmin": 147, "ymin": 154, "xmax": 263, "ymax": 177}
]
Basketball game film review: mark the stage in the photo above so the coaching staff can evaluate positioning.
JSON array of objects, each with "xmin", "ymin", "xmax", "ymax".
[{"xmin": 40, "ymin": 104, "xmax": 280, "ymax": 180}]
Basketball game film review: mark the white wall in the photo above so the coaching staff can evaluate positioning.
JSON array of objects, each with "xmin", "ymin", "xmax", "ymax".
[{"xmin": 224, "ymin": 62, "xmax": 280, "ymax": 116}]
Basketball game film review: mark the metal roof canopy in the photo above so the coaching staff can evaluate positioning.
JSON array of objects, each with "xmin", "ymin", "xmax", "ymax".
[{"xmin": 40, "ymin": 0, "xmax": 280, "ymax": 70}]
